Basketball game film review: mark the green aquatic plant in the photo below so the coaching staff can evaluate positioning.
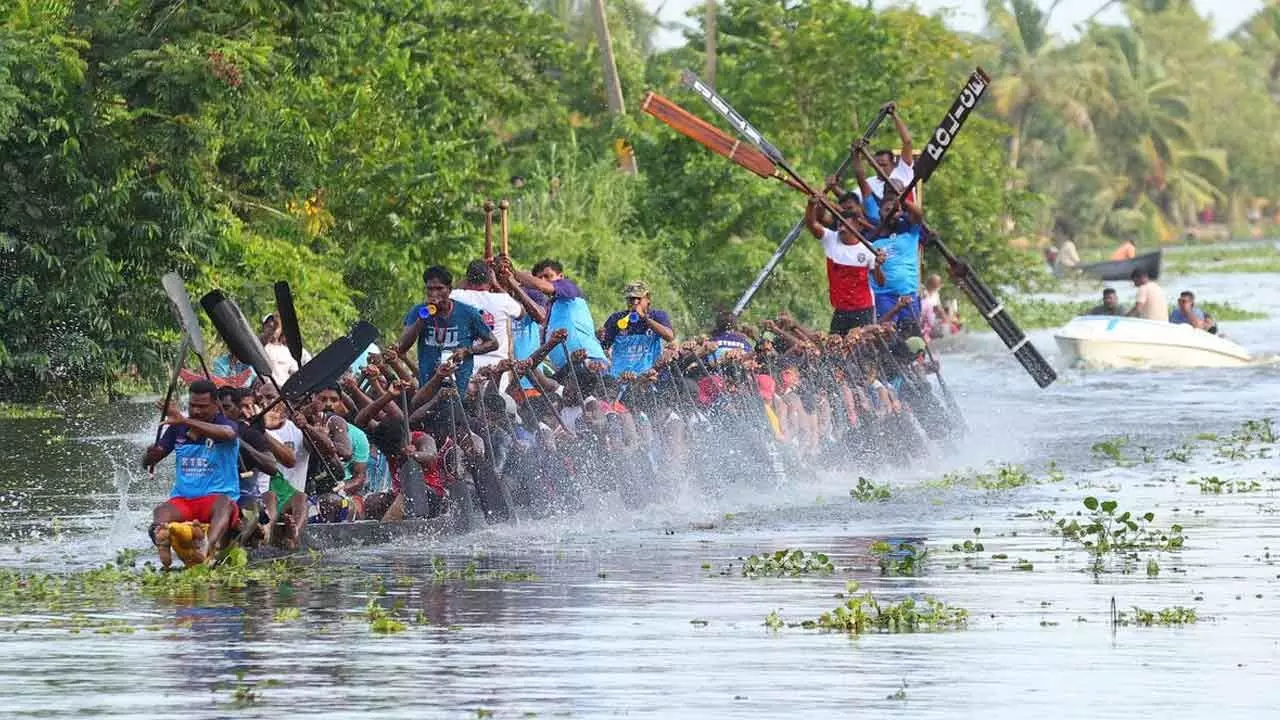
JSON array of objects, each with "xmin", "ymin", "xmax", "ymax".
[
  {"xmin": 934, "ymin": 463, "xmax": 1047, "ymax": 491},
  {"xmin": 1190, "ymin": 476, "xmax": 1262, "ymax": 494},
  {"xmin": 1055, "ymin": 497, "xmax": 1184, "ymax": 574},
  {"xmin": 273, "ymin": 607, "xmax": 302, "ymax": 622},
  {"xmin": 1164, "ymin": 445, "xmax": 1194, "ymax": 463},
  {"xmin": 1117, "ymin": 606, "xmax": 1198, "ymax": 626},
  {"xmin": 365, "ymin": 599, "xmax": 407, "ymax": 634},
  {"xmin": 799, "ymin": 581, "xmax": 968, "ymax": 634},
  {"xmin": 764, "ymin": 609, "xmax": 784, "ymax": 631},
  {"xmin": 1091, "ymin": 436, "xmax": 1129, "ymax": 464},
  {"xmin": 951, "ymin": 528, "xmax": 985, "ymax": 554},
  {"xmin": 741, "ymin": 549, "xmax": 834, "ymax": 578},
  {"xmin": 850, "ymin": 476, "xmax": 891, "ymax": 502},
  {"xmin": 869, "ymin": 540, "xmax": 927, "ymax": 576},
  {"xmin": 0, "ymin": 403, "xmax": 62, "ymax": 419},
  {"xmin": 888, "ymin": 680, "xmax": 908, "ymax": 701}
]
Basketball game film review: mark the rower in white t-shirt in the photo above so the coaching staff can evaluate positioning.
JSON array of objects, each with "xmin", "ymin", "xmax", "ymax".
[
  {"xmin": 865, "ymin": 103, "xmax": 916, "ymax": 200},
  {"xmin": 450, "ymin": 259, "xmax": 523, "ymax": 370},
  {"xmin": 261, "ymin": 314, "xmax": 312, "ymax": 386}
]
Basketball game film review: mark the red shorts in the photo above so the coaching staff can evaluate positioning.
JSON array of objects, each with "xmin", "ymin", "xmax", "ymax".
[{"xmin": 168, "ymin": 495, "xmax": 240, "ymax": 529}]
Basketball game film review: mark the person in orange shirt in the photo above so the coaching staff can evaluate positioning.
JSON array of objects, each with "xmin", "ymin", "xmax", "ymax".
[{"xmin": 1110, "ymin": 238, "xmax": 1137, "ymax": 261}]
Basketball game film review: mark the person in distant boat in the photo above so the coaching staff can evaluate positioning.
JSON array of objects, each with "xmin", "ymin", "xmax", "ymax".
[
  {"xmin": 1170, "ymin": 290, "xmax": 1218, "ymax": 334},
  {"xmin": 1127, "ymin": 269, "xmax": 1168, "ymax": 322},
  {"xmin": 1056, "ymin": 238, "xmax": 1081, "ymax": 269},
  {"xmin": 142, "ymin": 379, "xmax": 240, "ymax": 568},
  {"xmin": 1087, "ymin": 288, "xmax": 1124, "ymax": 316},
  {"xmin": 1110, "ymin": 238, "xmax": 1137, "ymax": 261}
]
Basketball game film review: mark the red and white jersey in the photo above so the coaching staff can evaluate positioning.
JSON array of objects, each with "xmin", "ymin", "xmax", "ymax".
[{"xmin": 821, "ymin": 228, "xmax": 876, "ymax": 312}]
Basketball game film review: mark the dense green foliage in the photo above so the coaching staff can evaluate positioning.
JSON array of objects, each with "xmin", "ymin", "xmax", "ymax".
[{"xmin": 3, "ymin": 0, "xmax": 1274, "ymax": 398}]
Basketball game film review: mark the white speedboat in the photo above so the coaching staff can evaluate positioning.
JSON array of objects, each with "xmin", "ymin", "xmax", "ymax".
[{"xmin": 1054, "ymin": 315, "xmax": 1252, "ymax": 369}]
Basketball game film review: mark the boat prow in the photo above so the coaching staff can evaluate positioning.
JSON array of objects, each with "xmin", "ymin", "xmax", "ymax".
[{"xmin": 1053, "ymin": 315, "xmax": 1252, "ymax": 369}]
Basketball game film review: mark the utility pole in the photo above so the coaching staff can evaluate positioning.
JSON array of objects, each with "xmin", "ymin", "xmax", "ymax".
[
  {"xmin": 590, "ymin": 0, "xmax": 636, "ymax": 172},
  {"xmin": 705, "ymin": 0, "xmax": 717, "ymax": 87}
]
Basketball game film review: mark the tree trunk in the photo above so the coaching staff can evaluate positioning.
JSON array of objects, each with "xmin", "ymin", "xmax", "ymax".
[
  {"xmin": 590, "ymin": 0, "xmax": 636, "ymax": 172},
  {"xmin": 705, "ymin": 0, "xmax": 717, "ymax": 88}
]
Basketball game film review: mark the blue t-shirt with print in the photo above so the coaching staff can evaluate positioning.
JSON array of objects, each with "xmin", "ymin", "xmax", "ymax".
[
  {"xmin": 709, "ymin": 331, "xmax": 753, "ymax": 362},
  {"xmin": 158, "ymin": 414, "xmax": 241, "ymax": 500},
  {"xmin": 871, "ymin": 222, "xmax": 923, "ymax": 298},
  {"xmin": 512, "ymin": 287, "xmax": 547, "ymax": 390},
  {"xmin": 543, "ymin": 278, "xmax": 607, "ymax": 369},
  {"xmin": 602, "ymin": 309, "xmax": 672, "ymax": 376},
  {"xmin": 403, "ymin": 301, "xmax": 494, "ymax": 389}
]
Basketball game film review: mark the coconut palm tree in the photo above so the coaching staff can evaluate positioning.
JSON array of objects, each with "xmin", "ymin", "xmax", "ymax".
[{"xmin": 982, "ymin": 0, "xmax": 1102, "ymax": 171}]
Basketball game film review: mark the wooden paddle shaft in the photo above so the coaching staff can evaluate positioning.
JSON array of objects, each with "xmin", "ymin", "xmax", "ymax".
[
  {"xmin": 499, "ymin": 199, "xmax": 510, "ymax": 256},
  {"xmin": 483, "ymin": 200, "xmax": 495, "ymax": 261}
]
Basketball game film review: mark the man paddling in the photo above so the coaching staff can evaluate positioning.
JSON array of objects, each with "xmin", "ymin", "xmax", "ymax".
[
  {"xmin": 1171, "ymin": 291, "xmax": 1218, "ymax": 334},
  {"xmin": 804, "ymin": 196, "xmax": 886, "ymax": 333},
  {"xmin": 397, "ymin": 265, "xmax": 499, "ymax": 391},
  {"xmin": 451, "ymin": 259, "xmax": 524, "ymax": 371},
  {"xmin": 509, "ymin": 259, "xmax": 608, "ymax": 370},
  {"xmin": 142, "ymin": 379, "xmax": 240, "ymax": 567}
]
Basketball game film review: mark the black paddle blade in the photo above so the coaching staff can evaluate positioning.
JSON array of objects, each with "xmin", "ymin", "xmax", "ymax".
[
  {"xmin": 199, "ymin": 289, "xmax": 274, "ymax": 379},
  {"xmin": 162, "ymin": 272, "xmax": 209, "ymax": 360},
  {"xmin": 280, "ymin": 320, "xmax": 379, "ymax": 401},
  {"xmin": 273, "ymin": 281, "xmax": 305, "ymax": 365}
]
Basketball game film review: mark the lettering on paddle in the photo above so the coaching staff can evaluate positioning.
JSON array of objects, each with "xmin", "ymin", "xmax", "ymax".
[{"xmin": 924, "ymin": 71, "xmax": 990, "ymax": 163}]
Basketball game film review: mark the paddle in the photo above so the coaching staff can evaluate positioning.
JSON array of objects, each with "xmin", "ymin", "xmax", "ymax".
[
  {"xmin": 273, "ymin": 281, "xmax": 305, "ymax": 366},
  {"xmin": 154, "ymin": 333, "xmax": 192, "ymax": 447},
  {"xmin": 199, "ymin": 290, "xmax": 273, "ymax": 380},
  {"xmin": 162, "ymin": 272, "xmax": 212, "ymax": 378},
  {"xmin": 499, "ymin": 199, "xmax": 510, "ymax": 256},
  {"xmin": 280, "ymin": 321, "xmax": 380, "ymax": 401}
]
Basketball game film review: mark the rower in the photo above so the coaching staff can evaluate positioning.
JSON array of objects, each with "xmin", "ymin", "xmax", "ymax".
[
  {"xmin": 396, "ymin": 265, "xmax": 499, "ymax": 390},
  {"xmin": 601, "ymin": 280, "xmax": 675, "ymax": 377},
  {"xmin": 803, "ymin": 195, "xmax": 886, "ymax": 334},
  {"xmin": 451, "ymin": 259, "xmax": 524, "ymax": 373},
  {"xmin": 1171, "ymin": 291, "xmax": 1218, "ymax": 334},
  {"xmin": 509, "ymin": 258, "xmax": 609, "ymax": 371},
  {"xmin": 255, "ymin": 382, "xmax": 308, "ymax": 549},
  {"xmin": 1111, "ymin": 238, "xmax": 1137, "ymax": 261},
  {"xmin": 300, "ymin": 385, "xmax": 355, "ymax": 523},
  {"xmin": 1127, "ymin": 269, "xmax": 1168, "ymax": 322},
  {"xmin": 142, "ymin": 379, "xmax": 240, "ymax": 568}
]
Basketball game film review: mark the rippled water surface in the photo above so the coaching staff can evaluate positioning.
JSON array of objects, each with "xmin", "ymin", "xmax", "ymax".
[{"xmin": 2, "ymin": 269, "xmax": 1280, "ymax": 719}]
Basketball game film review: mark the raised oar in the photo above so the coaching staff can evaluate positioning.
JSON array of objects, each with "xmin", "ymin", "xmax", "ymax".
[
  {"xmin": 161, "ymin": 272, "xmax": 211, "ymax": 378},
  {"xmin": 676, "ymin": 71, "xmax": 877, "ymax": 258},
  {"xmin": 153, "ymin": 333, "xmax": 192, "ymax": 449},
  {"xmin": 274, "ymin": 281, "xmax": 305, "ymax": 367},
  {"xmin": 482, "ymin": 200, "xmax": 499, "ymax": 291},
  {"xmin": 499, "ymin": 199, "xmax": 511, "ymax": 257}
]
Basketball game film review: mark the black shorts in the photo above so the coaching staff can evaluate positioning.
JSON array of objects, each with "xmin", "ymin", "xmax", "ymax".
[{"xmin": 830, "ymin": 308, "xmax": 875, "ymax": 335}]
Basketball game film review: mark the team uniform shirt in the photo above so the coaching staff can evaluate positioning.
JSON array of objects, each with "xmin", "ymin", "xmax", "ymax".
[
  {"xmin": 232, "ymin": 420, "xmax": 271, "ymax": 501},
  {"xmin": 1135, "ymin": 282, "xmax": 1169, "ymax": 322},
  {"xmin": 709, "ymin": 331, "xmax": 753, "ymax": 361},
  {"xmin": 263, "ymin": 419, "xmax": 308, "ymax": 494},
  {"xmin": 601, "ymin": 309, "xmax": 672, "ymax": 377},
  {"xmin": 403, "ymin": 301, "xmax": 495, "ymax": 390},
  {"xmin": 157, "ymin": 415, "xmax": 240, "ymax": 500},
  {"xmin": 263, "ymin": 343, "xmax": 311, "ymax": 386},
  {"xmin": 866, "ymin": 158, "xmax": 915, "ymax": 199},
  {"xmin": 1170, "ymin": 306, "xmax": 1207, "ymax": 325},
  {"xmin": 365, "ymin": 447, "xmax": 392, "ymax": 495},
  {"xmin": 343, "ymin": 421, "xmax": 371, "ymax": 484},
  {"xmin": 542, "ymin": 278, "xmax": 607, "ymax": 369},
  {"xmin": 820, "ymin": 228, "xmax": 877, "ymax": 312},
  {"xmin": 871, "ymin": 223, "xmax": 924, "ymax": 299},
  {"xmin": 450, "ymin": 288, "xmax": 523, "ymax": 369},
  {"xmin": 512, "ymin": 287, "xmax": 548, "ymax": 391}
]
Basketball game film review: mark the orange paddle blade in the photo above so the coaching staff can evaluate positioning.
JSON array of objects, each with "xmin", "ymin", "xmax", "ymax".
[{"xmin": 642, "ymin": 91, "xmax": 780, "ymax": 180}]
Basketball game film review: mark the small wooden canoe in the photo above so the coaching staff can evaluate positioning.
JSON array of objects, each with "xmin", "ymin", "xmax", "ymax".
[{"xmin": 1069, "ymin": 250, "xmax": 1163, "ymax": 282}]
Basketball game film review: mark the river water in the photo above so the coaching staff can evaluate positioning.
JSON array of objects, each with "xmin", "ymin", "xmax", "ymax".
[{"xmin": 1, "ymin": 265, "xmax": 1279, "ymax": 719}]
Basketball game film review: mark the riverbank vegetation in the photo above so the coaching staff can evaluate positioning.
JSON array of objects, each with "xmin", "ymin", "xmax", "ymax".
[{"xmin": 5, "ymin": 1, "xmax": 1280, "ymax": 398}]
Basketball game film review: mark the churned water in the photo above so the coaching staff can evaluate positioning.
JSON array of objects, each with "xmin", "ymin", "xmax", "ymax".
[{"xmin": 1, "ymin": 269, "xmax": 1278, "ymax": 719}]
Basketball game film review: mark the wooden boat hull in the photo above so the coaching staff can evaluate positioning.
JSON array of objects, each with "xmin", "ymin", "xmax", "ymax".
[
  {"xmin": 1061, "ymin": 250, "xmax": 1163, "ymax": 282},
  {"xmin": 248, "ymin": 507, "xmax": 472, "ymax": 560}
]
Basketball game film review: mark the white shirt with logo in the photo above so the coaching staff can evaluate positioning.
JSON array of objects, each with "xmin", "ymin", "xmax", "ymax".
[
  {"xmin": 450, "ymin": 288, "xmax": 523, "ymax": 369},
  {"xmin": 263, "ymin": 419, "xmax": 309, "ymax": 493},
  {"xmin": 866, "ymin": 158, "xmax": 915, "ymax": 199}
]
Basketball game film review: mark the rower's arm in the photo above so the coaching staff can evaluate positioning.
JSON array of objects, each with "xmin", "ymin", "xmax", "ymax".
[
  {"xmin": 512, "ymin": 268, "xmax": 556, "ymax": 295},
  {"xmin": 498, "ymin": 268, "xmax": 548, "ymax": 325},
  {"xmin": 263, "ymin": 430, "xmax": 297, "ymax": 468},
  {"xmin": 242, "ymin": 443, "xmax": 278, "ymax": 476},
  {"xmin": 891, "ymin": 108, "xmax": 912, "ymax": 165},
  {"xmin": 355, "ymin": 385, "xmax": 402, "ymax": 427},
  {"xmin": 395, "ymin": 318, "xmax": 423, "ymax": 356},
  {"xmin": 804, "ymin": 197, "xmax": 825, "ymax": 239},
  {"xmin": 183, "ymin": 417, "xmax": 237, "ymax": 442}
]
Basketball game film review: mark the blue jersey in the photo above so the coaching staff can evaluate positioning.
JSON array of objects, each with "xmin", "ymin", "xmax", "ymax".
[
  {"xmin": 709, "ymin": 331, "xmax": 753, "ymax": 362},
  {"xmin": 871, "ymin": 223, "xmax": 923, "ymax": 297},
  {"xmin": 403, "ymin": 301, "xmax": 494, "ymax": 389},
  {"xmin": 158, "ymin": 415, "xmax": 241, "ymax": 500},
  {"xmin": 543, "ymin": 279, "xmax": 607, "ymax": 369},
  {"xmin": 602, "ymin": 309, "xmax": 672, "ymax": 376}
]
